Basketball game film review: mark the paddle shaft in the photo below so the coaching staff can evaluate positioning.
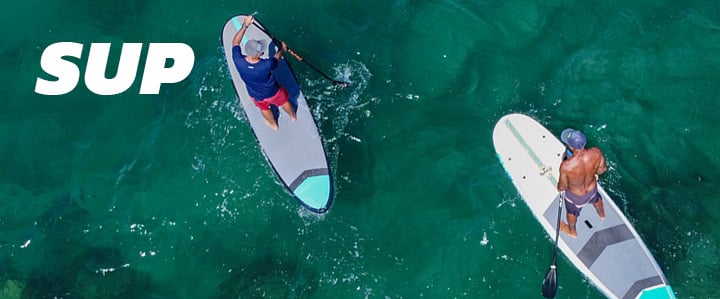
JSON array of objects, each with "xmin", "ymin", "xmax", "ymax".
[
  {"xmin": 542, "ymin": 192, "xmax": 564, "ymax": 298},
  {"xmin": 551, "ymin": 192, "xmax": 563, "ymax": 263},
  {"xmin": 250, "ymin": 21, "xmax": 349, "ymax": 87},
  {"xmin": 285, "ymin": 49, "xmax": 340, "ymax": 83}
]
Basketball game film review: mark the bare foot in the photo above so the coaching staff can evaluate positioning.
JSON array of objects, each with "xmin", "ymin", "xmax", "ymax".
[
  {"xmin": 559, "ymin": 221, "xmax": 577, "ymax": 238},
  {"xmin": 261, "ymin": 109, "xmax": 279, "ymax": 131},
  {"xmin": 279, "ymin": 102, "xmax": 296, "ymax": 122},
  {"xmin": 264, "ymin": 119, "xmax": 278, "ymax": 131}
]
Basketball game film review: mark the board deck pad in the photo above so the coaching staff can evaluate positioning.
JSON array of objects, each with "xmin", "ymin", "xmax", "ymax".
[
  {"xmin": 493, "ymin": 113, "xmax": 675, "ymax": 299},
  {"xmin": 221, "ymin": 15, "xmax": 333, "ymax": 213}
]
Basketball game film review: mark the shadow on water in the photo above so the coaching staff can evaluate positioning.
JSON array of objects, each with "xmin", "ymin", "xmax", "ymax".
[
  {"xmin": 0, "ymin": 189, "xmax": 91, "ymax": 249},
  {"xmin": 1, "ymin": 190, "xmax": 172, "ymax": 298},
  {"xmin": 211, "ymin": 254, "xmax": 318, "ymax": 299},
  {"xmin": 20, "ymin": 247, "xmax": 168, "ymax": 299},
  {"xmin": 81, "ymin": 0, "xmax": 148, "ymax": 37}
]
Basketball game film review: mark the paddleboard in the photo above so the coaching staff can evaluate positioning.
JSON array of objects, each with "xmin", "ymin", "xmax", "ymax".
[
  {"xmin": 221, "ymin": 15, "xmax": 333, "ymax": 213},
  {"xmin": 492, "ymin": 113, "xmax": 675, "ymax": 299}
]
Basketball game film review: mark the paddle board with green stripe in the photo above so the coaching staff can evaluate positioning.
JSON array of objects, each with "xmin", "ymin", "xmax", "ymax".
[
  {"xmin": 221, "ymin": 15, "xmax": 333, "ymax": 213},
  {"xmin": 492, "ymin": 113, "xmax": 675, "ymax": 299}
]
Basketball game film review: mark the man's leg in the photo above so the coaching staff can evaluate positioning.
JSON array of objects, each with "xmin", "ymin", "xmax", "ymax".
[
  {"xmin": 592, "ymin": 196, "xmax": 606, "ymax": 220},
  {"xmin": 560, "ymin": 213, "xmax": 578, "ymax": 238},
  {"xmin": 261, "ymin": 109, "xmax": 279, "ymax": 130},
  {"xmin": 279, "ymin": 101, "xmax": 296, "ymax": 121}
]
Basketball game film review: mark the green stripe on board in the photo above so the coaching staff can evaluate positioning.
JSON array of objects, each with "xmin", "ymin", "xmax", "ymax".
[
  {"xmin": 504, "ymin": 118, "xmax": 558, "ymax": 185},
  {"xmin": 232, "ymin": 17, "xmax": 242, "ymax": 30}
]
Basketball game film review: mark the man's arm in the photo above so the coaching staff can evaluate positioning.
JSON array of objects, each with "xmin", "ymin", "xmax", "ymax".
[
  {"xmin": 594, "ymin": 148, "xmax": 608, "ymax": 175},
  {"xmin": 274, "ymin": 41, "xmax": 287, "ymax": 61},
  {"xmin": 232, "ymin": 16, "xmax": 254, "ymax": 47},
  {"xmin": 557, "ymin": 161, "xmax": 568, "ymax": 192}
]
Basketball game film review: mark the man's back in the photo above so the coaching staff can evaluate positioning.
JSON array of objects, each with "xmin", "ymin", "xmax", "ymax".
[
  {"xmin": 559, "ymin": 147, "xmax": 607, "ymax": 196},
  {"xmin": 232, "ymin": 46, "xmax": 279, "ymax": 99}
]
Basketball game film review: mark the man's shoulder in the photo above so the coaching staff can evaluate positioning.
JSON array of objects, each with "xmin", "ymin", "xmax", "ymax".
[
  {"xmin": 559, "ymin": 158, "xmax": 573, "ymax": 170},
  {"xmin": 262, "ymin": 57, "xmax": 278, "ymax": 64},
  {"xmin": 254, "ymin": 58, "xmax": 277, "ymax": 69},
  {"xmin": 587, "ymin": 147, "xmax": 605, "ymax": 156},
  {"xmin": 231, "ymin": 46, "xmax": 245, "ymax": 61}
]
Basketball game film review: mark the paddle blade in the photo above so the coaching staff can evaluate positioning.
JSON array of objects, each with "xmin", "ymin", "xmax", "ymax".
[
  {"xmin": 541, "ymin": 265, "xmax": 558, "ymax": 298},
  {"xmin": 333, "ymin": 80, "xmax": 350, "ymax": 88}
]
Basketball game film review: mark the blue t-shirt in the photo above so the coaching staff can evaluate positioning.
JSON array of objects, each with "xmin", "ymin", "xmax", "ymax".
[{"xmin": 232, "ymin": 45, "xmax": 279, "ymax": 100}]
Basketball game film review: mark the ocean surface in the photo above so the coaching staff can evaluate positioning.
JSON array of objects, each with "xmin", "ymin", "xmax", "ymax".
[{"xmin": 2, "ymin": 0, "xmax": 719, "ymax": 298}]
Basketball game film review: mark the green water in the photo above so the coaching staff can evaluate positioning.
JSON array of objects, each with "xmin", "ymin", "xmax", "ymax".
[{"xmin": 2, "ymin": 0, "xmax": 719, "ymax": 298}]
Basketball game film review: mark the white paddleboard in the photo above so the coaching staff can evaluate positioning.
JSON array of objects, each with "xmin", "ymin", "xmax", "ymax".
[
  {"xmin": 493, "ymin": 113, "xmax": 675, "ymax": 299},
  {"xmin": 221, "ymin": 15, "xmax": 333, "ymax": 213}
]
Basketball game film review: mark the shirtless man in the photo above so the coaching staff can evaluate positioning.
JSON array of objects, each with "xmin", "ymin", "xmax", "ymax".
[{"xmin": 556, "ymin": 128, "xmax": 608, "ymax": 238}]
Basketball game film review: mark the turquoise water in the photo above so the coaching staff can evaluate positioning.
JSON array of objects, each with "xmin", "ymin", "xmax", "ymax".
[{"xmin": 2, "ymin": 0, "xmax": 720, "ymax": 298}]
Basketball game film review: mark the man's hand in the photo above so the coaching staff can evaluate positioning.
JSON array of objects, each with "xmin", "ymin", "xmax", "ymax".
[
  {"xmin": 232, "ymin": 15, "xmax": 254, "ymax": 46},
  {"xmin": 274, "ymin": 41, "xmax": 288, "ymax": 60},
  {"xmin": 244, "ymin": 15, "xmax": 254, "ymax": 28}
]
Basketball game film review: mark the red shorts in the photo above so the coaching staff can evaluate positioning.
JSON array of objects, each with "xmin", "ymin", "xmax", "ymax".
[{"xmin": 252, "ymin": 87, "xmax": 289, "ymax": 111}]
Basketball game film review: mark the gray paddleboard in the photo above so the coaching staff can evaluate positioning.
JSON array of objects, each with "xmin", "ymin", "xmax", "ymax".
[
  {"xmin": 493, "ymin": 113, "xmax": 675, "ymax": 299},
  {"xmin": 221, "ymin": 15, "xmax": 332, "ymax": 213}
]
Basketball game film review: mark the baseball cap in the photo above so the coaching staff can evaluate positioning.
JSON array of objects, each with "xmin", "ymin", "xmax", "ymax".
[
  {"xmin": 561, "ymin": 128, "xmax": 587, "ymax": 149},
  {"xmin": 245, "ymin": 39, "xmax": 266, "ymax": 57}
]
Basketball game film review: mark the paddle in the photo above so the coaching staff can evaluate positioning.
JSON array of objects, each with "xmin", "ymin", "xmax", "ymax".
[
  {"xmin": 250, "ymin": 21, "xmax": 350, "ymax": 88},
  {"xmin": 542, "ymin": 191, "xmax": 564, "ymax": 298}
]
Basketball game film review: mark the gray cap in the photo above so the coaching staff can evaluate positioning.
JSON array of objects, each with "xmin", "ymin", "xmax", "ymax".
[
  {"xmin": 561, "ymin": 128, "xmax": 587, "ymax": 149},
  {"xmin": 245, "ymin": 39, "xmax": 266, "ymax": 57}
]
